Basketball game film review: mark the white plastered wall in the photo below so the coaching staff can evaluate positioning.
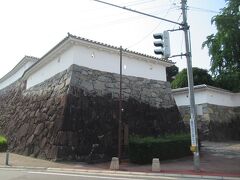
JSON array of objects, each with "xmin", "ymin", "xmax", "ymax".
[
  {"xmin": 173, "ymin": 88, "xmax": 240, "ymax": 107},
  {"xmin": 26, "ymin": 48, "xmax": 74, "ymax": 89},
  {"xmin": 26, "ymin": 45, "xmax": 168, "ymax": 89},
  {"xmin": 205, "ymin": 89, "xmax": 240, "ymax": 107},
  {"xmin": 72, "ymin": 45, "xmax": 167, "ymax": 81}
]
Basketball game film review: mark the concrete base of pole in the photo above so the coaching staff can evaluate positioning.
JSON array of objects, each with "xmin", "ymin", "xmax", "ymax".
[
  {"xmin": 110, "ymin": 157, "xmax": 119, "ymax": 170},
  {"xmin": 194, "ymin": 152, "xmax": 200, "ymax": 171},
  {"xmin": 152, "ymin": 158, "xmax": 160, "ymax": 172},
  {"xmin": 5, "ymin": 151, "xmax": 9, "ymax": 166}
]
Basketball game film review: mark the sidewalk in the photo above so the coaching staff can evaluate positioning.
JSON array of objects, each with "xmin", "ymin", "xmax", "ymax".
[{"xmin": 0, "ymin": 141, "xmax": 240, "ymax": 178}]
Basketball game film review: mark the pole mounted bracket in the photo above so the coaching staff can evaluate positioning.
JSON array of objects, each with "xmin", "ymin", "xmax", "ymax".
[{"xmin": 182, "ymin": 24, "xmax": 190, "ymax": 30}]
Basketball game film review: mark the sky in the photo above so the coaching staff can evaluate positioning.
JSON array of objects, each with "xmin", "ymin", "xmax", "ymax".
[{"xmin": 0, "ymin": 0, "xmax": 226, "ymax": 79}]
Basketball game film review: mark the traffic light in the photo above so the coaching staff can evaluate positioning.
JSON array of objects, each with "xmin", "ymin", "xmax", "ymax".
[{"xmin": 153, "ymin": 31, "xmax": 171, "ymax": 58}]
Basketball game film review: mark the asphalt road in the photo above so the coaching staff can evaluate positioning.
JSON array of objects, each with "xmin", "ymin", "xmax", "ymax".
[{"xmin": 0, "ymin": 168, "xmax": 215, "ymax": 180}]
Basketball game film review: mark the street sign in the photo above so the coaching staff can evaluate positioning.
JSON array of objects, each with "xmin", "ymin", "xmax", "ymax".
[{"xmin": 190, "ymin": 118, "xmax": 197, "ymax": 146}]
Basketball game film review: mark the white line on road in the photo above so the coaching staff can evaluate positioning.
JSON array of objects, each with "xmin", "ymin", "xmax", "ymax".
[{"xmin": 29, "ymin": 171, "xmax": 177, "ymax": 180}]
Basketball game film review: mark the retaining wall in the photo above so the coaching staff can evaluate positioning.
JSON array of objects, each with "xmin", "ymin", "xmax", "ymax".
[
  {"xmin": 178, "ymin": 104, "xmax": 240, "ymax": 140},
  {"xmin": 0, "ymin": 64, "xmax": 185, "ymax": 161}
]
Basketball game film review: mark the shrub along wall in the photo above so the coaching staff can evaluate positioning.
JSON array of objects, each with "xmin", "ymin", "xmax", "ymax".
[
  {"xmin": 129, "ymin": 134, "xmax": 191, "ymax": 164},
  {"xmin": 0, "ymin": 135, "xmax": 7, "ymax": 152}
]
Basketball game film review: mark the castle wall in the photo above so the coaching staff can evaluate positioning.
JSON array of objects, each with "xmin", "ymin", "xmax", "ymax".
[
  {"xmin": 57, "ymin": 65, "xmax": 184, "ymax": 161},
  {"xmin": 178, "ymin": 104, "xmax": 240, "ymax": 140},
  {"xmin": 0, "ymin": 64, "xmax": 184, "ymax": 161},
  {"xmin": 0, "ymin": 69, "xmax": 71, "ymax": 159}
]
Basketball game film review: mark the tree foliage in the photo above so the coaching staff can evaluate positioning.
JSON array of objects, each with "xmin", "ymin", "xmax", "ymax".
[
  {"xmin": 171, "ymin": 68, "xmax": 214, "ymax": 89},
  {"xmin": 166, "ymin": 65, "xmax": 179, "ymax": 82},
  {"xmin": 202, "ymin": 0, "xmax": 240, "ymax": 91},
  {"xmin": 214, "ymin": 71, "xmax": 240, "ymax": 92}
]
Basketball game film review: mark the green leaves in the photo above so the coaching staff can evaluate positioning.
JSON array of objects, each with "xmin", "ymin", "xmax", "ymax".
[
  {"xmin": 0, "ymin": 135, "xmax": 7, "ymax": 152},
  {"xmin": 202, "ymin": 0, "xmax": 240, "ymax": 92},
  {"xmin": 171, "ymin": 68, "xmax": 213, "ymax": 89},
  {"xmin": 128, "ymin": 134, "xmax": 191, "ymax": 164},
  {"xmin": 166, "ymin": 65, "xmax": 179, "ymax": 82}
]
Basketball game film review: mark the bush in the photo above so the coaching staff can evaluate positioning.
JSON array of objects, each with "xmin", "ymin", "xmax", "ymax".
[
  {"xmin": 0, "ymin": 136, "xmax": 7, "ymax": 152},
  {"xmin": 171, "ymin": 68, "xmax": 214, "ymax": 89},
  {"xmin": 129, "ymin": 134, "xmax": 192, "ymax": 164}
]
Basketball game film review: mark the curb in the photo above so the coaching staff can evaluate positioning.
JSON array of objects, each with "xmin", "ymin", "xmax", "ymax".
[
  {"xmin": 0, "ymin": 165, "xmax": 47, "ymax": 170},
  {"xmin": 1, "ymin": 165, "xmax": 240, "ymax": 179}
]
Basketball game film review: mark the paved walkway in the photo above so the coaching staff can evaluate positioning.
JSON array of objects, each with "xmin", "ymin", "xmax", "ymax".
[{"xmin": 0, "ymin": 141, "xmax": 240, "ymax": 178}]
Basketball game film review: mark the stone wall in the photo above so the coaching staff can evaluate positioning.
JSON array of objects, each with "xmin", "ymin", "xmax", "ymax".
[
  {"xmin": 0, "ymin": 64, "xmax": 185, "ymax": 161},
  {"xmin": 56, "ymin": 65, "xmax": 185, "ymax": 161},
  {"xmin": 0, "ymin": 69, "xmax": 71, "ymax": 159},
  {"xmin": 178, "ymin": 104, "xmax": 240, "ymax": 140},
  {"xmin": 69, "ymin": 65, "xmax": 176, "ymax": 108}
]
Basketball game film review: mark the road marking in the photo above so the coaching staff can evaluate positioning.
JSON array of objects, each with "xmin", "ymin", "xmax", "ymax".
[
  {"xmin": 29, "ymin": 171, "xmax": 177, "ymax": 180},
  {"xmin": 46, "ymin": 170, "xmax": 179, "ymax": 179}
]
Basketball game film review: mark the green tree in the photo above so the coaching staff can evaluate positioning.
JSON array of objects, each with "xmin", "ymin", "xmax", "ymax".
[
  {"xmin": 166, "ymin": 65, "xmax": 179, "ymax": 82},
  {"xmin": 214, "ymin": 71, "xmax": 240, "ymax": 92},
  {"xmin": 202, "ymin": 0, "xmax": 240, "ymax": 92},
  {"xmin": 171, "ymin": 68, "xmax": 214, "ymax": 89}
]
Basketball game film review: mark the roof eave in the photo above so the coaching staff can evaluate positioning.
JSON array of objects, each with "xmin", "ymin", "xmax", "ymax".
[
  {"xmin": 172, "ymin": 84, "xmax": 239, "ymax": 94},
  {"xmin": 22, "ymin": 37, "xmax": 72, "ymax": 80},
  {"xmin": 0, "ymin": 56, "xmax": 39, "ymax": 83}
]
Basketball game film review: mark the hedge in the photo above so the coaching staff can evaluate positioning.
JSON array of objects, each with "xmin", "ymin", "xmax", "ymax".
[
  {"xmin": 129, "ymin": 134, "xmax": 192, "ymax": 164},
  {"xmin": 0, "ymin": 136, "xmax": 7, "ymax": 152}
]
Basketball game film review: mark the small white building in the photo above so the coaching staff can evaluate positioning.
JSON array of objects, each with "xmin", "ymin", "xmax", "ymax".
[
  {"xmin": 172, "ymin": 84, "xmax": 240, "ymax": 139},
  {"xmin": 173, "ymin": 84, "xmax": 240, "ymax": 108}
]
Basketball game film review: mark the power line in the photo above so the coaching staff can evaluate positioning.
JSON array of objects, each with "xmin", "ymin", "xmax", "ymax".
[
  {"xmin": 149, "ymin": 6, "xmax": 178, "ymax": 16},
  {"xmin": 168, "ymin": 4, "xmax": 219, "ymax": 14},
  {"xmin": 134, "ymin": 3, "xmax": 174, "ymax": 14},
  {"xmin": 188, "ymin": 6, "xmax": 218, "ymax": 14},
  {"xmin": 127, "ymin": 1, "xmax": 179, "ymax": 48},
  {"xmin": 127, "ymin": 23, "xmax": 160, "ymax": 49},
  {"xmin": 123, "ymin": 0, "xmax": 151, "ymax": 6},
  {"xmin": 172, "ymin": 12, "xmax": 183, "ymax": 29},
  {"xmin": 93, "ymin": 0, "xmax": 182, "ymax": 25},
  {"xmin": 80, "ymin": 1, "xmax": 177, "ymax": 30},
  {"xmin": 125, "ymin": 0, "xmax": 156, "ymax": 7},
  {"xmin": 82, "ymin": 4, "xmax": 178, "ymax": 33}
]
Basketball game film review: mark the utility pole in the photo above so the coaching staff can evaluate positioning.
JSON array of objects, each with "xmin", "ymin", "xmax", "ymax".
[
  {"xmin": 181, "ymin": 0, "xmax": 200, "ymax": 171},
  {"xmin": 118, "ymin": 46, "xmax": 123, "ymax": 161},
  {"xmin": 93, "ymin": 0, "xmax": 200, "ymax": 171}
]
